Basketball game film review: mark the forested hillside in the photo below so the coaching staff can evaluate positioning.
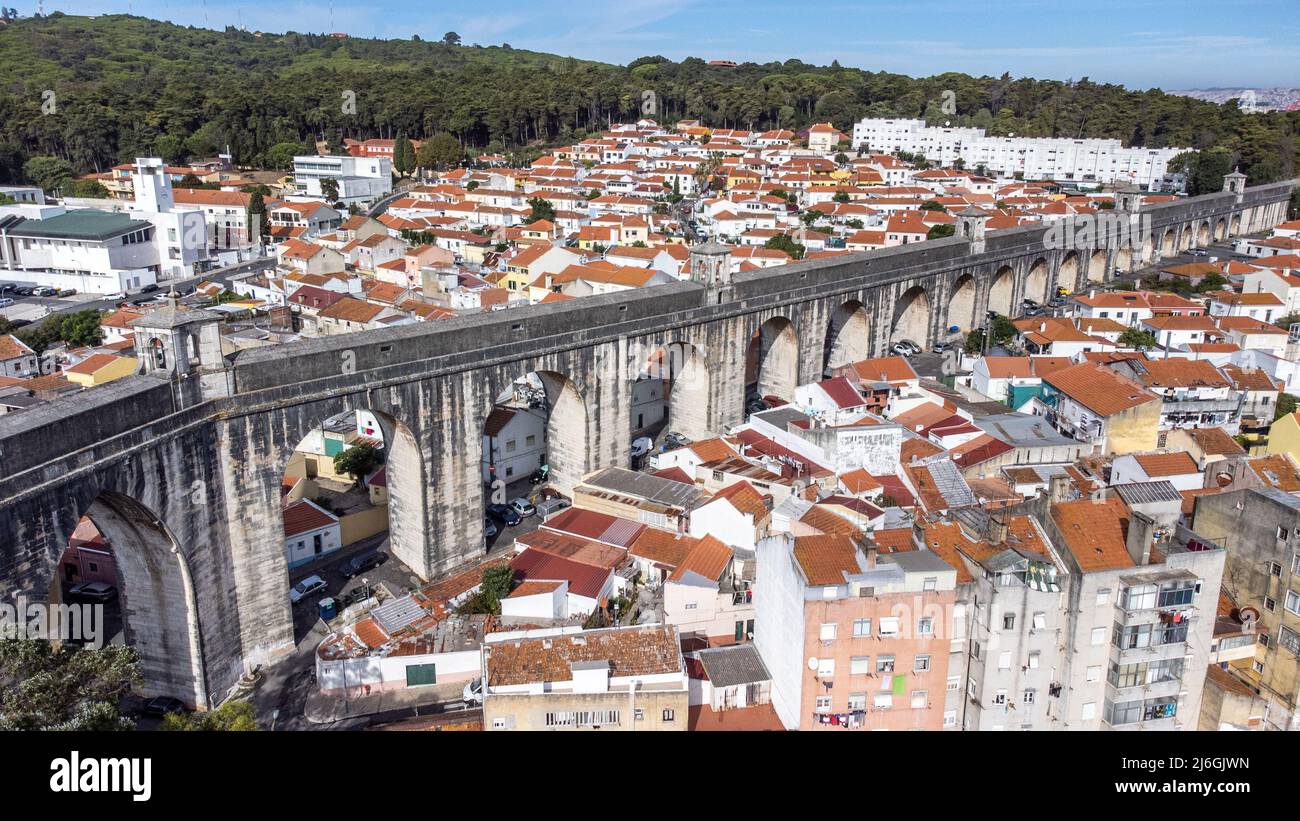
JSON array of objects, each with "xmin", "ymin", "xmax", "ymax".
[{"xmin": 0, "ymin": 12, "xmax": 1296, "ymax": 187}]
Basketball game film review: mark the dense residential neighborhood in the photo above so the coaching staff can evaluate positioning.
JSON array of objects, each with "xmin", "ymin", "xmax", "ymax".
[{"xmin": 2, "ymin": 12, "xmax": 1300, "ymax": 763}]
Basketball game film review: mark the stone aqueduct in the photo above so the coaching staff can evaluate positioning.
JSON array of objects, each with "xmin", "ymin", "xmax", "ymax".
[{"xmin": 0, "ymin": 179, "xmax": 1294, "ymax": 706}]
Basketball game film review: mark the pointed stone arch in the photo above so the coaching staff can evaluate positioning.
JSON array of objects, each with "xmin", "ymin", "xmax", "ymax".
[
  {"xmin": 987, "ymin": 265, "xmax": 1015, "ymax": 316},
  {"xmin": 947, "ymin": 274, "xmax": 977, "ymax": 333},
  {"xmin": 745, "ymin": 316, "xmax": 799, "ymax": 405}
]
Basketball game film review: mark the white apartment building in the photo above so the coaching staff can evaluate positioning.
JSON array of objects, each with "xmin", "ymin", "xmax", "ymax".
[
  {"xmin": 1043, "ymin": 494, "xmax": 1226, "ymax": 730},
  {"xmin": 850, "ymin": 118, "xmax": 1188, "ymax": 190},
  {"xmin": 0, "ymin": 208, "xmax": 161, "ymax": 294},
  {"xmin": 292, "ymin": 155, "xmax": 393, "ymax": 208}
]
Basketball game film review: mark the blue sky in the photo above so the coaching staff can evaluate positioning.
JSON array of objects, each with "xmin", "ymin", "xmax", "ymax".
[{"xmin": 72, "ymin": 0, "xmax": 1300, "ymax": 89}]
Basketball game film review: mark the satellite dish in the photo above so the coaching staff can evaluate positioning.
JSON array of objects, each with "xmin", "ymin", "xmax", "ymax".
[{"xmin": 807, "ymin": 657, "xmax": 819, "ymax": 671}]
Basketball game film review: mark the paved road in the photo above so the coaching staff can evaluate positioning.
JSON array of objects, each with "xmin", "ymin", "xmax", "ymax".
[{"xmin": 0, "ymin": 255, "xmax": 276, "ymax": 325}]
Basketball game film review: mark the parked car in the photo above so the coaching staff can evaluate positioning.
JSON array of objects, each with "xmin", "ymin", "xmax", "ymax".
[
  {"xmin": 890, "ymin": 342, "xmax": 914, "ymax": 357},
  {"xmin": 334, "ymin": 549, "xmax": 386, "ymax": 578},
  {"xmin": 463, "ymin": 677, "xmax": 484, "ymax": 704},
  {"xmin": 745, "ymin": 398, "xmax": 771, "ymax": 416},
  {"xmin": 31, "ymin": 286, "xmax": 57, "ymax": 297},
  {"xmin": 484, "ymin": 517, "xmax": 499, "ymax": 540},
  {"xmin": 663, "ymin": 431, "xmax": 691, "ymax": 449},
  {"xmin": 528, "ymin": 464, "xmax": 550, "ymax": 485},
  {"xmin": 535, "ymin": 496, "xmax": 572, "ymax": 518},
  {"xmin": 141, "ymin": 283, "xmax": 159, "ymax": 293},
  {"xmin": 105, "ymin": 291, "xmax": 126, "ymax": 300},
  {"xmin": 289, "ymin": 574, "xmax": 327, "ymax": 605},
  {"xmin": 67, "ymin": 581, "xmax": 117, "ymax": 603},
  {"xmin": 630, "ymin": 436, "xmax": 654, "ymax": 459},
  {"xmin": 508, "ymin": 497, "xmax": 536, "ymax": 518},
  {"xmin": 57, "ymin": 288, "xmax": 77, "ymax": 297},
  {"xmin": 0, "ymin": 297, "xmax": 12, "ymax": 309},
  {"xmin": 1189, "ymin": 248, "xmax": 1208, "ymax": 257},
  {"xmin": 140, "ymin": 696, "xmax": 188, "ymax": 718},
  {"xmin": 895, "ymin": 340, "xmax": 921, "ymax": 355},
  {"xmin": 932, "ymin": 341, "xmax": 953, "ymax": 353},
  {"xmin": 486, "ymin": 503, "xmax": 521, "ymax": 527}
]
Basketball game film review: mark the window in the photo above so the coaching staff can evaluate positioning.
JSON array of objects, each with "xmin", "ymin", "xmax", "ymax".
[
  {"xmin": 879, "ymin": 616, "xmax": 900, "ymax": 637},
  {"xmin": 1286, "ymin": 590, "xmax": 1300, "ymax": 616},
  {"xmin": 405, "ymin": 663, "xmax": 437, "ymax": 687},
  {"xmin": 1028, "ymin": 651, "xmax": 1040, "ymax": 669},
  {"xmin": 1023, "ymin": 689, "xmax": 1036, "ymax": 705},
  {"xmin": 817, "ymin": 658, "xmax": 835, "ymax": 677},
  {"xmin": 917, "ymin": 617, "xmax": 934, "ymax": 636},
  {"xmin": 852, "ymin": 618, "xmax": 872, "ymax": 637},
  {"xmin": 999, "ymin": 651, "xmax": 1012, "ymax": 670},
  {"xmin": 1279, "ymin": 626, "xmax": 1300, "ymax": 656},
  {"xmin": 923, "ymin": 577, "xmax": 937, "ymax": 592},
  {"xmin": 1265, "ymin": 597, "xmax": 1277, "ymax": 612},
  {"xmin": 1122, "ymin": 584, "xmax": 1158, "ymax": 611},
  {"xmin": 1271, "ymin": 562, "xmax": 1283, "ymax": 577},
  {"xmin": 847, "ymin": 693, "xmax": 866, "ymax": 711},
  {"xmin": 634, "ymin": 709, "xmax": 644, "ymax": 721},
  {"xmin": 820, "ymin": 623, "xmax": 838, "ymax": 641},
  {"xmin": 1091, "ymin": 627, "xmax": 1107, "ymax": 645},
  {"xmin": 851, "ymin": 656, "xmax": 871, "ymax": 675},
  {"xmin": 873, "ymin": 692, "xmax": 893, "ymax": 709},
  {"xmin": 505, "ymin": 439, "xmax": 517, "ymax": 453},
  {"xmin": 1096, "ymin": 589, "xmax": 1111, "ymax": 606},
  {"xmin": 1253, "ymin": 660, "xmax": 1265, "ymax": 674},
  {"xmin": 1158, "ymin": 581, "xmax": 1195, "ymax": 608},
  {"xmin": 1278, "ymin": 526, "xmax": 1289, "ymax": 542},
  {"xmin": 1032, "ymin": 612, "xmax": 1047, "ymax": 630},
  {"xmin": 662, "ymin": 709, "xmax": 675, "ymax": 722},
  {"xmin": 1292, "ymin": 554, "xmax": 1300, "ymax": 575},
  {"xmin": 525, "ymin": 435, "xmax": 536, "ymax": 447},
  {"xmin": 992, "ymin": 690, "xmax": 1007, "ymax": 705},
  {"xmin": 876, "ymin": 655, "xmax": 895, "ymax": 673},
  {"xmin": 914, "ymin": 655, "xmax": 931, "ymax": 672},
  {"xmin": 943, "ymin": 710, "xmax": 957, "ymax": 727},
  {"xmin": 1003, "ymin": 613, "xmax": 1016, "ymax": 630},
  {"xmin": 544, "ymin": 710, "xmax": 620, "ymax": 728},
  {"xmin": 815, "ymin": 696, "xmax": 832, "ymax": 712},
  {"xmin": 911, "ymin": 690, "xmax": 928, "ymax": 709},
  {"xmin": 1086, "ymin": 665, "xmax": 1102, "ymax": 683}
]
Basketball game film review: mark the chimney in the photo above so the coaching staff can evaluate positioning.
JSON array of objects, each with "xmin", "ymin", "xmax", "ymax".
[
  {"xmin": 985, "ymin": 513, "xmax": 1008, "ymax": 545},
  {"xmin": 1125, "ymin": 510, "xmax": 1156, "ymax": 566},
  {"xmin": 865, "ymin": 543, "xmax": 878, "ymax": 569},
  {"xmin": 1048, "ymin": 475, "xmax": 1072, "ymax": 503}
]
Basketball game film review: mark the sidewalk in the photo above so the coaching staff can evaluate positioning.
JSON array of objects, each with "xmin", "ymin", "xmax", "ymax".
[{"xmin": 304, "ymin": 680, "xmax": 467, "ymax": 724}]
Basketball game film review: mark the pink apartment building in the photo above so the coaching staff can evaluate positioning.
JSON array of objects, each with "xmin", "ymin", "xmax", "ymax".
[{"xmin": 755, "ymin": 533, "xmax": 957, "ymax": 730}]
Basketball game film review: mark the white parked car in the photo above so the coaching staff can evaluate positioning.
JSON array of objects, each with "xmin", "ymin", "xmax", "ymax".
[
  {"xmin": 463, "ymin": 677, "xmax": 484, "ymax": 704},
  {"xmin": 508, "ymin": 497, "xmax": 536, "ymax": 518},
  {"xmin": 289, "ymin": 574, "xmax": 327, "ymax": 605},
  {"xmin": 630, "ymin": 436, "xmax": 654, "ymax": 459}
]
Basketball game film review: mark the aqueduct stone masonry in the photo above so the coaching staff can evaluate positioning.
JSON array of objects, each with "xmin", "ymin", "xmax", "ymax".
[{"xmin": 0, "ymin": 177, "xmax": 1293, "ymax": 705}]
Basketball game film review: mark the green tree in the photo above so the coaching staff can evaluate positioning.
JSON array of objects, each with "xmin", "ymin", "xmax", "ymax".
[
  {"xmin": 57, "ymin": 309, "xmax": 103, "ymax": 347},
  {"xmin": 1275, "ymin": 393, "xmax": 1298, "ymax": 422},
  {"xmin": 416, "ymin": 132, "xmax": 463, "ymax": 170},
  {"xmin": 927, "ymin": 224, "xmax": 956, "ymax": 239},
  {"xmin": 393, "ymin": 133, "xmax": 415, "ymax": 175},
  {"xmin": 23, "ymin": 155, "xmax": 72, "ymax": 194},
  {"xmin": 764, "ymin": 233, "xmax": 805, "ymax": 260},
  {"xmin": 264, "ymin": 141, "xmax": 309, "ymax": 171},
  {"xmin": 62, "ymin": 178, "xmax": 110, "ymax": 198},
  {"xmin": 319, "ymin": 177, "xmax": 340, "ymax": 203},
  {"xmin": 442, "ymin": 31, "xmax": 461, "ymax": 46},
  {"xmin": 333, "ymin": 443, "xmax": 382, "ymax": 486},
  {"xmin": 480, "ymin": 565, "xmax": 516, "ymax": 611},
  {"xmin": 1118, "ymin": 327, "xmax": 1158, "ymax": 350},
  {"xmin": 0, "ymin": 639, "xmax": 141, "ymax": 731},
  {"xmin": 248, "ymin": 190, "xmax": 271, "ymax": 245},
  {"xmin": 161, "ymin": 699, "xmax": 258, "ymax": 731},
  {"xmin": 527, "ymin": 196, "xmax": 556, "ymax": 222},
  {"xmin": 919, "ymin": 200, "xmax": 947, "ymax": 212}
]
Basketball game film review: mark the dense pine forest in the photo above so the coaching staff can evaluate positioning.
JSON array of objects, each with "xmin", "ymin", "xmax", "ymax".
[{"xmin": 0, "ymin": 12, "xmax": 1296, "ymax": 188}]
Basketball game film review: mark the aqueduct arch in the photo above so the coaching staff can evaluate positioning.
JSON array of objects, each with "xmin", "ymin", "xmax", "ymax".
[{"xmin": 823, "ymin": 300, "xmax": 872, "ymax": 373}]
